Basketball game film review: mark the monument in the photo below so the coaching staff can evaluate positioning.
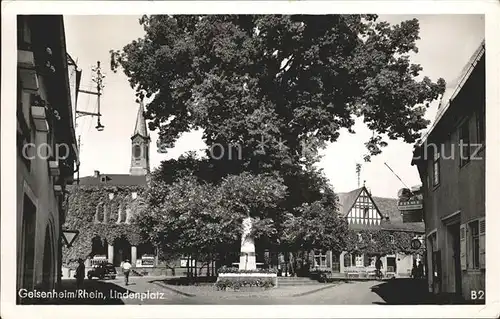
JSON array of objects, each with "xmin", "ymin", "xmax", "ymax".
[
  {"xmin": 239, "ymin": 217, "xmax": 256, "ymax": 270},
  {"xmin": 215, "ymin": 216, "xmax": 278, "ymax": 290}
]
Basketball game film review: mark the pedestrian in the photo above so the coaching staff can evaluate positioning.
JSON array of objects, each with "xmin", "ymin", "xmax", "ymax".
[
  {"xmin": 375, "ymin": 256, "xmax": 383, "ymax": 279},
  {"xmin": 74, "ymin": 258, "xmax": 85, "ymax": 290},
  {"xmin": 417, "ymin": 261, "xmax": 424, "ymax": 279},
  {"xmin": 411, "ymin": 260, "xmax": 417, "ymax": 279},
  {"xmin": 122, "ymin": 259, "xmax": 132, "ymax": 285}
]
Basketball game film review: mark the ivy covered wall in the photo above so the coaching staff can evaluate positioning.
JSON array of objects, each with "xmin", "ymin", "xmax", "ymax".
[
  {"xmin": 62, "ymin": 185, "xmax": 148, "ymax": 267},
  {"xmin": 344, "ymin": 229, "xmax": 425, "ymax": 256}
]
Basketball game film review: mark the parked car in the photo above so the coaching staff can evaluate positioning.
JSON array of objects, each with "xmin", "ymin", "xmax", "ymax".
[{"xmin": 87, "ymin": 263, "xmax": 117, "ymax": 280}]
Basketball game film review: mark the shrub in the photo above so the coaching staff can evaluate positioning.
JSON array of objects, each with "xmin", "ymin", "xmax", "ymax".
[{"xmin": 215, "ymin": 277, "xmax": 275, "ymax": 290}]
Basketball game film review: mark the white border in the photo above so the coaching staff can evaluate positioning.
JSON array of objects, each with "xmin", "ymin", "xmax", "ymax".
[{"xmin": 2, "ymin": 1, "xmax": 500, "ymax": 319}]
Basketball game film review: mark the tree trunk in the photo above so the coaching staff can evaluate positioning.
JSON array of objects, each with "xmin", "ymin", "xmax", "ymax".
[
  {"xmin": 193, "ymin": 255, "xmax": 198, "ymax": 281},
  {"xmin": 207, "ymin": 254, "xmax": 211, "ymax": 277},
  {"xmin": 284, "ymin": 250, "xmax": 288, "ymax": 277}
]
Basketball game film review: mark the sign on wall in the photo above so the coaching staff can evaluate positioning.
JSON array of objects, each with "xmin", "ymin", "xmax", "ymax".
[
  {"xmin": 398, "ymin": 199, "xmax": 423, "ymax": 211},
  {"xmin": 397, "ymin": 187, "xmax": 423, "ymax": 211}
]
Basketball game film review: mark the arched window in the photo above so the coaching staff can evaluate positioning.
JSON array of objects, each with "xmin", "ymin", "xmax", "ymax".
[{"xmin": 133, "ymin": 144, "xmax": 142, "ymax": 159}]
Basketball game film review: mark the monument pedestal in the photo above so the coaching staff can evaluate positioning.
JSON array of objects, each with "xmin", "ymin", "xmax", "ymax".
[{"xmin": 239, "ymin": 253, "xmax": 257, "ymax": 270}]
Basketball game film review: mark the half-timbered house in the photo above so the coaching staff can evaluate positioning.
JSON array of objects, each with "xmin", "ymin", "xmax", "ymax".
[{"xmin": 312, "ymin": 186, "xmax": 425, "ymax": 278}]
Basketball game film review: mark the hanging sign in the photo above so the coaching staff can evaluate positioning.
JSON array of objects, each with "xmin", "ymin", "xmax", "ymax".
[
  {"xmin": 411, "ymin": 238, "xmax": 422, "ymax": 250},
  {"xmin": 398, "ymin": 198, "xmax": 423, "ymax": 211}
]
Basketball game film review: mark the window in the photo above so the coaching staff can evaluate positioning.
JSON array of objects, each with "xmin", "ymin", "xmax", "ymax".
[
  {"xmin": 364, "ymin": 207, "xmax": 369, "ymax": 218},
  {"xmin": 355, "ymin": 254, "xmax": 364, "ymax": 267},
  {"xmin": 476, "ymin": 108, "xmax": 485, "ymax": 145},
  {"xmin": 469, "ymin": 221, "xmax": 480, "ymax": 269},
  {"xmin": 432, "ymin": 149, "xmax": 440, "ymax": 186},
  {"xmin": 343, "ymin": 253, "xmax": 352, "ymax": 268},
  {"xmin": 17, "ymin": 16, "xmax": 32, "ymax": 50},
  {"xmin": 459, "ymin": 119, "xmax": 471, "ymax": 166},
  {"xmin": 314, "ymin": 251, "xmax": 328, "ymax": 268},
  {"xmin": 133, "ymin": 144, "xmax": 142, "ymax": 159}
]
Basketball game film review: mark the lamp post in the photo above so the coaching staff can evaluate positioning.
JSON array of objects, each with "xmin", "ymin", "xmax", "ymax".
[
  {"xmin": 75, "ymin": 61, "xmax": 106, "ymax": 184},
  {"xmin": 76, "ymin": 61, "xmax": 105, "ymax": 130}
]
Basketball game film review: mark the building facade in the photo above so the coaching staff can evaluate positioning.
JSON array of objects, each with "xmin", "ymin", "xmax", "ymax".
[
  {"xmin": 412, "ymin": 40, "xmax": 485, "ymax": 300},
  {"xmin": 310, "ymin": 186, "xmax": 425, "ymax": 278},
  {"xmin": 63, "ymin": 101, "xmax": 218, "ymax": 277},
  {"xmin": 16, "ymin": 15, "xmax": 80, "ymax": 296},
  {"xmin": 63, "ymin": 101, "xmax": 152, "ymax": 273}
]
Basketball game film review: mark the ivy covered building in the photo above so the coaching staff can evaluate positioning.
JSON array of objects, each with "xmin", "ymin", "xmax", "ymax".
[
  {"xmin": 312, "ymin": 185, "xmax": 425, "ymax": 278},
  {"xmin": 62, "ymin": 102, "xmax": 155, "ymax": 273}
]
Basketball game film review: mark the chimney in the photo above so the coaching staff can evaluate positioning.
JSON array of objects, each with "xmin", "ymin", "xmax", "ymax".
[{"xmin": 94, "ymin": 170, "xmax": 100, "ymax": 178}]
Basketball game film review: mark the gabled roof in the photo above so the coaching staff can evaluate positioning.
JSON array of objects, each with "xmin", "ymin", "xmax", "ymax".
[
  {"xmin": 337, "ymin": 187, "xmax": 424, "ymax": 233},
  {"xmin": 79, "ymin": 174, "xmax": 147, "ymax": 186},
  {"xmin": 414, "ymin": 39, "xmax": 485, "ymax": 149},
  {"xmin": 337, "ymin": 187, "xmax": 364, "ymax": 216},
  {"xmin": 372, "ymin": 196, "xmax": 402, "ymax": 223}
]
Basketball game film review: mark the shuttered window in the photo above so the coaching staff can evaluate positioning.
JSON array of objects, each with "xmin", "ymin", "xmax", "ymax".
[
  {"xmin": 460, "ymin": 224, "xmax": 467, "ymax": 270},
  {"xmin": 469, "ymin": 221, "xmax": 480, "ymax": 269},
  {"xmin": 479, "ymin": 218, "xmax": 485, "ymax": 269},
  {"xmin": 433, "ymin": 149, "xmax": 440, "ymax": 187},
  {"xmin": 459, "ymin": 119, "xmax": 471, "ymax": 167}
]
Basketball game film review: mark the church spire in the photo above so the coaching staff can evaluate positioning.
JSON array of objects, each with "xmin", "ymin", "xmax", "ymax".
[
  {"xmin": 132, "ymin": 100, "xmax": 148, "ymax": 138},
  {"xmin": 130, "ymin": 100, "xmax": 150, "ymax": 176}
]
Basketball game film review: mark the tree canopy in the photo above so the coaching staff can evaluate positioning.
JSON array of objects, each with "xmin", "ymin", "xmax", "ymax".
[
  {"xmin": 111, "ymin": 14, "xmax": 445, "ymax": 166},
  {"xmin": 111, "ymin": 15, "xmax": 443, "ymax": 264}
]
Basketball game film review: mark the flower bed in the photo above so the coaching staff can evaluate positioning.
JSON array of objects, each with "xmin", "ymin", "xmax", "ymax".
[
  {"xmin": 216, "ymin": 267, "xmax": 278, "ymax": 291},
  {"xmin": 215, "ymin": 276, "xmax": 276, "ymax": 291}
]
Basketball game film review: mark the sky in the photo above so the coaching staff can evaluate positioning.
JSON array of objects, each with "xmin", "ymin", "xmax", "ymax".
[{"xmin": 63, "ymin": 14, "xmax": 484, "ymax": 198}]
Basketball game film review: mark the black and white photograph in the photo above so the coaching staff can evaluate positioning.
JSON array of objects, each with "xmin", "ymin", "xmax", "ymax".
[{"xmin": 2, "ymin": 1, "xmax": 499, "ymax": 318}]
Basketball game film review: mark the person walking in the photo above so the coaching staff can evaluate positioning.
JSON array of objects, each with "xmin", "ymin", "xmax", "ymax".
[
  {"xmin": 411, "ymin": 260, "xmax": 418, "ymax": 279},
  {"xmin": 74, "ymin": 258, "xmax": 85, "ymax": 290},
  {"xmin": 375, "ymin": 256, "xmax": 383, "ymax": 280},
  {"xmin": 122, "ymin": 259, "xmax": 132, "ymax": 286},
  {"xmin": 417, "ymin": 261, "xmax": 424, "ymax": 279}
]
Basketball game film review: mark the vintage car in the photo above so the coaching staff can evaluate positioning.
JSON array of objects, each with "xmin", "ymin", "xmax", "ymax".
[{"xmin": 87, "ymin": 262, "xmax": 117, "ymax": 280}]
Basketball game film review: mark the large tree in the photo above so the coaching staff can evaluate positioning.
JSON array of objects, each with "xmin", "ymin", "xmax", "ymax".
[
  {"xmin": 111, "ymin": 14, "xmax": 445, "ymax": 166},
  {"xmin": 111, "ymin": 15, "xmax": 445, "ymax": 267}
]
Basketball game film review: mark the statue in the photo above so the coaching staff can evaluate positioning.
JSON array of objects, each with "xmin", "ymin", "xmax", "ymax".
[{"xmin": 239, "ymin": 217, "xmax": 257, "ymax": 270}]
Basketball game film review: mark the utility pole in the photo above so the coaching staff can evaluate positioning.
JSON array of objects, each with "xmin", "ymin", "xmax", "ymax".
[
  {"xmin": 356, "ymin": 163, "xmax": 361, "ymax": 188},
  {"xmin": 75, "ymin": 61, "xmax": 106, "ymax": 184},
  {"xmin": 76, "ymin": 136, "xmax": 81, "ymax": 185}
]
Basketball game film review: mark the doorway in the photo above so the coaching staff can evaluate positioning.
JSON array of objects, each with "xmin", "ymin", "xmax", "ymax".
[
  {"xmin": 387, "ymin": 256, "xmax": 396, "ymax": 273},
  {"xmin": 21, "ymin": 194, "xmax": 36, "ymax": 290},
  {"xmin": 113, "ymin": 237, "xmax": 131, "ymax": 266},
  {"xmin": 42, "ymin": 225, "xmax": 53, "ymax": 290},
  {"xmin": 449, "ymin": 223, "xmax": 462, "ymax": 294}
]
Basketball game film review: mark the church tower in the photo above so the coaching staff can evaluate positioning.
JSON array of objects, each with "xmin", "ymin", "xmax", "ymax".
[{"xmin": 130, "ymin": 101, "xmax": 150, "ymax": 176}]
